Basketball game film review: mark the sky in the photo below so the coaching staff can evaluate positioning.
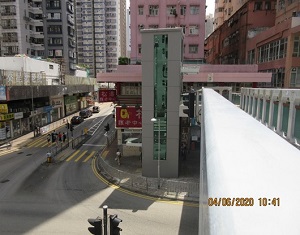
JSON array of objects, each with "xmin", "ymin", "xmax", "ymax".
[
  {"xmin": 206, "ymin": 0, "xmax": 215, "ymax": 15},
  {"xmin": 126, "ymin": 0, "xmax": 215, "ymax": 15}
]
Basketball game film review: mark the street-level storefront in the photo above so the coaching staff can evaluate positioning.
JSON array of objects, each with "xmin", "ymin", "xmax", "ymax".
[
  {"xmin": 64, "ymin": 96, "xmax": 78, "ymax": 116},
  {"xmin": 50, "ymin": 97, "xmax": 64, "ymax": 122},
  {"xmin": 115, "ymin": 106, "xmax": 142, "ymax": 157}
]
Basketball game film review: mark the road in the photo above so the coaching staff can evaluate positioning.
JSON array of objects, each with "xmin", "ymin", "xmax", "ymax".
[{"xmin": 0, "ymin": 104, "xmax": 199, "ymax": 235}]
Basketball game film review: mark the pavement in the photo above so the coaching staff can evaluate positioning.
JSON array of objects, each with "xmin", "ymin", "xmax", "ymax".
[
  {"xmin": 96, "ymin": 133, "xmax": 200, "ymax": 203},
  {"xmin": 7, "ymin": 103, "xmax": 200, "ymax": 203}
]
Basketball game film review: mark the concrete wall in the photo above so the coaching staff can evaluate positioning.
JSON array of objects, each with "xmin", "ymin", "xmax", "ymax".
[{"xmin": 141, "ymin": 28, "xmax": 183, "ymax": 178}]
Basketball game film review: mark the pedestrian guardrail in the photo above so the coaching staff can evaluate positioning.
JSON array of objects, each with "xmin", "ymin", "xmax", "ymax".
[{"xmin": 95, "ymin": 130, "xmax": 199, "ymax": 201}]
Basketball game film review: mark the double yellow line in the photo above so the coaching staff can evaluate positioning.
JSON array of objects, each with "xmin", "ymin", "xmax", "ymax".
[{"xmin": 91, "ymin": 157, "xmax": 199, "ymax": 207}]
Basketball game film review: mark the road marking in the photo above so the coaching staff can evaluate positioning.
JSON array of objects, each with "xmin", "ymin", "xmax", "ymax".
[
  {"xmin": 27, "ymin": 138, "xmax": 45, "ymax": 147},
  {"xmin": 102, "ymin": 150, "xmax": 108, "ymax": 159},
  {"xmin": 66, "ymin": 150, "xmax": 80, "ymax": 162},
  {"xmin": 82, "ymin": 144, "xmax": 106, "ymax": 147},
  {"xmin": 75, "ymin": 150, "xmax": 88, "ymax": 162},
  {"xmin": 83, "ymin": 151, "xmax": 95, "ymax": 162},
  {"xmin": 91, "ymin": 158, "xmax": 199, "ymax": 207}
]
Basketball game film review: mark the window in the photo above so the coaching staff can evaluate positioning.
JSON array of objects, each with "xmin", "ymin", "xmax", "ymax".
[
  {"xmin": 254, "ymin": 2, "xmax": 262, "ymax": 11},
  {"xmin": 48, "ymin": 37, "xmax": 62, "ymax": 45},
  {"xmin": 189, "ymin": 45, "xmax": 198, "ymax": 54},
  {"xmin": 48, "ymin": 25, "xmax": 62, "ymax": 33},
  {"xmin": 180, "ymin": 5, "xmax": 186, "ymax": 15},
  {"xmin": 46, "ymin": 0, "xmax": 61, "ymax": 8},
  {"xmin": 138, "ymin": 5, "xmax": 143, "ymax": 15},
  {"xmin": 189, "ymin": 25, "xmax": 199, "ymax": 35},
  {"xmin": 47, "ymin": 12, "xmax": 61, "ymax": 20},
  {"xmin": 138, "ymin": 44, "xmax": 142, "ymax": 54},
  {"xmin": 149, "ymin": 25, "xmax": 159, "ymax": 29},
  {"xmin": 49, "ymin": 65, "xmax": 54, "ymax": 69},
  {"xmin": 190, "ymin": 5, "xmax": 199, "ymax": 15},
  {"xmin": 265, "ymin": 1, "xmax": 271, "ymax": 10},
  {"xmin": 293, "ymin": 36, "xmax": 300, "ymax": 57},
  {"xmin": 149, "ymin": 5, "xmax": 159, "ymax": 16},
  {"xmin": 167, "ymin": 5, "xmax": 177, "ymax": 16}
]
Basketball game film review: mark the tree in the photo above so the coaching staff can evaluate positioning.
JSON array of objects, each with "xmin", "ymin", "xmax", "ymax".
[{"xmin": 118, "ymin": 57, "xmax": 130, "ymax": 65}]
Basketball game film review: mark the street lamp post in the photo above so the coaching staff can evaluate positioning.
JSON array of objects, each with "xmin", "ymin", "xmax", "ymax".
[{"xmin": 151, "ymin": 117, "xmax": 160, "ymax": 189}]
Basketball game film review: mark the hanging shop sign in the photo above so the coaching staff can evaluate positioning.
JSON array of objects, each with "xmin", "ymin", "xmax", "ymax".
[
  {"xmin": 0, "ymin": 86, "xmax": 6, "ymax": 101},
  {"xmin": 115, "ymin": 106, "xmax": 142, "ymax": 128},
  {"xmin": 14, "ymin": 112, "xmax": 24, "ymax": 120},
  {"xmin": 0, "ymin": 104, "xmax": 8, "ymax": 113},
  {"xmin": 0, "ymin": 113, "xmax": 14, "ymax": 121},
  {"xmin": 99, "ymin": 89, "xmax": 116, "ymax": 102}
]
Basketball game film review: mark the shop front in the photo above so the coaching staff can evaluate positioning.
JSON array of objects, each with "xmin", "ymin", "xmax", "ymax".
[
  {"xmin": 50, "ymin": 97, "xmax": 64, "ymax": 122},
  {"xmin": 64, "ymin": 95, "xmax": 78, "ymax": 116}
]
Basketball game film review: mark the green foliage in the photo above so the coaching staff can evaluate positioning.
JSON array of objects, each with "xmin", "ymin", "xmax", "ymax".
[{"xmin": 118, "ymin": 57, "xmax": 130, "ymax": 65}]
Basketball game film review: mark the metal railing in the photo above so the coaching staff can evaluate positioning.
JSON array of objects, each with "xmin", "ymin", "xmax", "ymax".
[{"xmin": 95, "ymin": 130, "xmax": 199, "ymax": 200}]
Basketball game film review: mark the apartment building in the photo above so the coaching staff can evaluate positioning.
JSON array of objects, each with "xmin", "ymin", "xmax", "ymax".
[
  {"xmin": 205, "ymin": 0, "xmax": 300, "ymax": 88},
  {"xmin": 0, "ymin": 1, "xmax": 32, "ymax": 57},
  {"xmin": 0, "ymin": 0, "xmax": 76, "ymax": 75},
  {"xmin": 76, "ymin": 0, "xmax": 126, "ymax": 76},
  {"xmin": 214, "ymin": 0, "xmax": 248, "ymax": 29},
  {"xmin": 130, "ymin": 0, "xmax": 205, "ymax": 64}
]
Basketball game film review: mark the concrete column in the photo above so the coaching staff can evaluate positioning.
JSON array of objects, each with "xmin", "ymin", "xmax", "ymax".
[
  {"xmin": 256, "ymin": 98, "xmax": 261, "ymax": 120},
  {"xmin": 252, "ymin": 97, "xmax": 257, "ymax": 117},
  {"xmin": 244, "ymin": 95, "xmax": 249, "ymax": 112},
  {"xmin": 276, "ymin": 100, "xmax": 283, "ymax": 135},
  {"xmin": 247, "ymin": 95, "xmax": 252, "ymax": 114},
  {"xmin": 287, "ymin": 101, "xmax": 296, "ymax": 141},
  {"xmin": 240, "ymin": 93, "xmax": 244, "ymax": 110},
  {"xmin": 268, "ymin": 98, "xmax": 274, "ymax": 128},
  {"xmin": 261, "ymin": 97, "xmax": 267, "ymax": 124}
]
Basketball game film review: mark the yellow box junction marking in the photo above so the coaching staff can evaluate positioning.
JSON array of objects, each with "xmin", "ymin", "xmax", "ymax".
[
  {"xmin": 66, "ymin": 150, "xmax": 80, "ymax": 162},
  {"xmin": 75, "ymin": 150, "xmax": 88, "ymax": 162},
  {"xmin": 83, "ymin": 151, "xmax": 95, "ymax": 162}
]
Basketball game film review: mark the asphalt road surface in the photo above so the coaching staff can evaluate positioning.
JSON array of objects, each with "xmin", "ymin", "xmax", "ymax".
[{"xmin": 0, "ymin": 105, "xmax": 199, "ymax": 235}]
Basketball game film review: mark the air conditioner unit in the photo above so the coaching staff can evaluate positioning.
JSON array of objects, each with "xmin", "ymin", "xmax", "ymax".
[{"xmin": 138, "ymin": 24, "xmax": 144, "ymax": 29}]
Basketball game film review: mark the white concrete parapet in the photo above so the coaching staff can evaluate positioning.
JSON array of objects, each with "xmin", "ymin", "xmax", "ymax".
[{"xmin": 200, "ymin": 88, "xmax": 300, "ymax": 235}]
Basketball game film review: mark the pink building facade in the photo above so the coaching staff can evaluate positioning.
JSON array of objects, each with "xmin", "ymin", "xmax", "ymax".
[{"xmin": 130, "ymin": 0, "xmax": 205, "ymax": 64}]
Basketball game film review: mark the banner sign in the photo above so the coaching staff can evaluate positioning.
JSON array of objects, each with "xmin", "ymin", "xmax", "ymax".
[
  {"xmin": 0, "ymin": 104, "xmax": 8, "ymax": 113},
  {"xmin": 99, "ymin": 89, "xmax": 116, "ymax": 102},
  {"xmin": 115, "ymin": 106, "xmax": 142, "ymax": 128}
]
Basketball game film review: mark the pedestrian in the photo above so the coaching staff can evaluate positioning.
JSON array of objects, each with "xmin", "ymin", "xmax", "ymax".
[
  {"xmin": 47, "ymin": 133, "xmax": 51, "ymax": 146},
  {"xmin": 62, "ymin": 132, "xmax": 66, "ymax": 143},
  {"xmin": 46, "ymin": 151, "xmax": 52, "ymax": 163},
  {"xmin": 115, "ymin": 148, "xmax": 121, "ymax": 166},
  {"xmin": 58, "ymin": 132, "xmax": 62, "ymax": 142}
]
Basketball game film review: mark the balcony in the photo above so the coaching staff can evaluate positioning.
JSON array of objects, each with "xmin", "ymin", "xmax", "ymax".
[
  {"xmin": 29, "ymin": 30, "xmax": 44, "ymax": 38},
  {"xmin": 67, "ymin": 14, "xmax": 74, "ymax": 25},
  {"xmin": 28, "ymin": 6, "xmax": 43, "ymax": 14}
]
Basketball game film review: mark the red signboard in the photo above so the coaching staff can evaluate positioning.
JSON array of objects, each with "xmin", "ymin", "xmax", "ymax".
[
  {"xmin": 115, "ymin": 106, "xmax": 142, "ymax": 128},
  {"xmin": 98, "ymin": 89, "xmax": 116, "ymax": 102}
]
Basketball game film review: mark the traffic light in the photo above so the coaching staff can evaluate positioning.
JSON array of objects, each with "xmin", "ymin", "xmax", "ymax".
[
  {"xmin": 104, "ymin": 123, "xmax": 110, "ymax": 132},
  {"xmin": 110, "ymin": 214, "xmax": 122, "ymax": 235},
  {"xmin": 182, "ymin": 92, "xmax": 195, "ymax": 118},
  {"xmin": 66, "ymin": 122, "xmax": 70, "ymax": 129},
  {"xmin": 70, "ymin": 124, "xmax": 74, "ymax": 131},
  {"xmin": 88, "ymin": 217, "xmax": 102, "ymax": 235}
]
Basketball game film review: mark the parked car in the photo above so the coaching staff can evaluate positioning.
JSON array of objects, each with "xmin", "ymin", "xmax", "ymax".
[
  {"xmin": 71, "ymin": 116, "xmax": 84, "ymax": 125},
  {"xmin": 92, "ymin": 106, "xmax": 100, "ymax": 113},
  {"xmin": 79, "ymin": 109, "xmax": 92, "ymax": 118}
]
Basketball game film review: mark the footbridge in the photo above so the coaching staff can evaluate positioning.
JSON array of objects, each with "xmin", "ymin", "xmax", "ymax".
[{"xmin": 199, "ymin": 88, "xmax": 300, "ymax": 235}]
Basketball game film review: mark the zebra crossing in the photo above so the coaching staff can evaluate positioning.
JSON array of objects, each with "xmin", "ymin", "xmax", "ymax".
[
  {"xmin": 59, "ymin": 149, "xmax": 96, "ymax": 163},
  {"xmin": 25, "ymin": 136, "xmax": 56, "ymax": 148}
]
